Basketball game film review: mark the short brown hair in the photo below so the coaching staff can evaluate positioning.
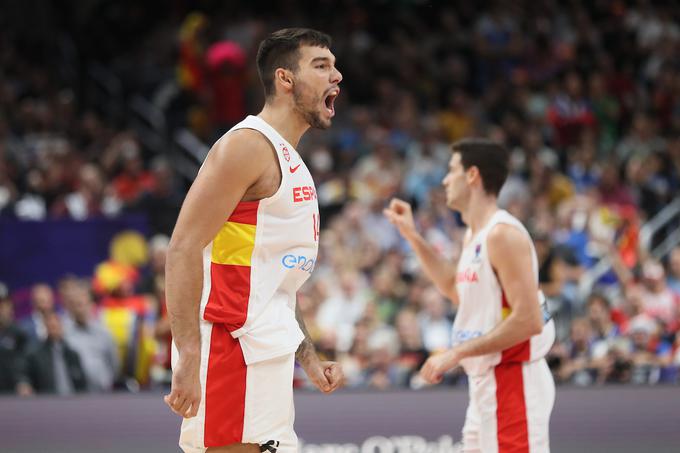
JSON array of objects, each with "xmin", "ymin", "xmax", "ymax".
[
  {"xmin": 452, "ymin": 138, "xmax": 509, "ymax": 196},
  {"xmin": 256, "ymin": 28, "xmax": 332, "ymax": 99}
]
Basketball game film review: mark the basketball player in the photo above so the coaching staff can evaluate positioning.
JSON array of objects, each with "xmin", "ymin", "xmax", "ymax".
[
  {"xmin": 164, "ymin": 28, "xmax": 343, "ymax": 453},
  {"xmin": 384, "ymin": 139, "xmax": 555, "ymax": 452}
]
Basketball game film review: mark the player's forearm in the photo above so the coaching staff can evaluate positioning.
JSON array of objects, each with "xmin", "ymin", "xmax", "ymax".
[
  {"xmin": 456, "ymin": 311, "xmax": 542, "ymax": 359},
  {"xmin": 165, "ymin": 245, "xmax": 203, "ymax": 356},
  {"xmin": 294, "ymin": 303, "xmax": 318, "ymax": 367},
  {"xmin": 407, "ymin": 232, "xmax": 458, "ymax": 302}
]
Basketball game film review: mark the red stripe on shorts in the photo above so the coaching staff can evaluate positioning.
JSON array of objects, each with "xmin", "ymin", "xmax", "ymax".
[
  {"xmin": 204, "ymin": 324, "xmax": 247, "ymax": 447},
  {"xmin": 495, "ymin": 362, "xmax": 529, "ymax": 453}
]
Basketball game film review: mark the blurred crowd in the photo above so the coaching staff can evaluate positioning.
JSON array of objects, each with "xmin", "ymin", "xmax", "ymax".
[{"xmin": 1, "ymin": 0, "xmax": 680, "ymax": 395}]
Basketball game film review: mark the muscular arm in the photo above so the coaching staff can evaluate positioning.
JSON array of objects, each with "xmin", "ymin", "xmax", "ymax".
[
  {"xmin": 455, "ymin": 224, "xmax": 543, "ymax": 359},
  {"xmin": 164, "ymin": 130, "xmax": 274, "ymax": 417},
  {"xmin": 383, "ymin": 199, "xmax": 459, "ymax": 305},
  {"xmin": 420, "ymin": 224, "xmax": 544, "ymax": 383},
  {"xmin": 166, "ymin": 130, "xmax": 272, "ymax": 356},
  {"xmin": 294, "ymin": 303, "xmax": 316, "ymax": 368}
]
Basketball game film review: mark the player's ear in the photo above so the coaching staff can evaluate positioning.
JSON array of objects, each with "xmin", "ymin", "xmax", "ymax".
[
  {"xmin": 275, "ymin": 68, "xmax": 294, "ymax": 91},
  {"xmin": 466, "ymin": 166, "xmax": 479, "ymax": 184}
]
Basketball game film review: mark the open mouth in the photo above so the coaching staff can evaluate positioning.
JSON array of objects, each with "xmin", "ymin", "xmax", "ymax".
[{"xmin": 324, "ymin": 88, "xmax": 339, "ymax": 117}]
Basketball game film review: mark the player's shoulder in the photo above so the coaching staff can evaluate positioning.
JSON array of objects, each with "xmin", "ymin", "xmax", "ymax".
[
  {"xmin": 197, "ymin": 128, "xmax": 277, "ymax": 183},
  {"xmin": 487, "ymin": 222, "xmax": 531, "ymax": 254},
  {"xmin": 214, "ymin": 128, "xmax": 275, "ymax": 158}
]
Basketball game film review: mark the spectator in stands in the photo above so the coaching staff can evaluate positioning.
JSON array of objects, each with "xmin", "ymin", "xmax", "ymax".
[
  {"xmin": 127, "ymin": 157, "xmax": 182, "ymax": 235},
  {"xmin": 417, "ymin": 287, "xmax": 452, "ymax": 353},
  {"xmin": 0, "ymin": 283, "xmax": 29, "ymax": 394},
  {"xmin": 19, "ymin": 283, "xmax": 56, "ymax": 343},
  {"xmin": 17, "ymin": 311, "xmax": 87, "ymax": 395},
  {"xmin": 638, "ymin": 260, "xmax": 680, "ymax": 335},
  {"xmin": 110, "ymin": 139, "xmax": 155, "ymax": 204},
  {"xmin": 63, "ymin": 281, "xmax": 119, "ymax": 392},
  {"xmin": 394, "ymin": 308, "xmax": 428, "ymax": 388},
  {"xmin": 360, "ymin": 328, "xmax": 401, "ymax": 390},
  {"xmin": 547, "ymin": 71, "xmax": 596, "ymax": 149},
  {"xmin": 52, "ymin": 163, "xmax": 121, "ymax": 220},
  {"xmin": 57, "ymin": 274, "xmax": 82, "ymax": 313},
  {"xmin": 554, "ymin": 317, "xmax": 595, "ymax": 385},
  {"xmin": 627, "ymin": 316, "xmax": 664, "ymax": 385},
  {"xmin": 667, "ymin": 246, "xmax": 680, "ymax": 295},
  {"xmin": 616, "ymin": 112, "xmax": 667, "ymax": 163},
  {"xmin": 316, "ymin": 270, "xmax": 368, "ymax": 353},
  {"xmin": 2, "ymin": 1, "xmax": 679, "ymax": 391}
]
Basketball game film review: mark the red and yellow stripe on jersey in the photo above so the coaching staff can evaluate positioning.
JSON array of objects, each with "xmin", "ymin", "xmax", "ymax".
[{"xmin": 203, "ymin": 200, "xmax": 259, "ymax": 330}]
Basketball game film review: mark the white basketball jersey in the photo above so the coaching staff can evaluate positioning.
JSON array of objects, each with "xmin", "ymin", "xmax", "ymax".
[
  {"xmin": 198, "ymin": 115, "xmax": 320, "ymax": 365},
  {"xmin": 452, "ymin": 210, "xmax": 555, "ymax": 376}
]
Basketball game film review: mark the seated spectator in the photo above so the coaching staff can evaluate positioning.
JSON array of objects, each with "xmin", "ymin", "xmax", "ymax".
[
  {"xmin": 638, "ymin": 260, "xmax": 680, "ymax": 334},
  {"xmin": 0, "ymin": 284, "xmax": 29, "ymax": 394},
  {"xmin": 316, "ymin": 270, "xmax": 368, "ymax": 353},
  {"xmin": 94, "ymin": 260, "xmax": 156, "ymax": 388},
  {"xmin": 418, "ymin": 287, "xmax": 452, "ymax": 353},
  {"xmin": 19, "ymin": 283, "xmax": 56, "ymax": 343},
  {"xmin": 627, "ymin": 316, "xmax": 665, "ymax": 384},
  {"xmin": 111, "ymin": 141, "xmax": 156, "ymax": 204},
  {"xmin": 51, "ymin": 163, "xmax": 121, "ymax": 220},
  {"xmin": 615, "ymin": 112, "xmax": 667, "ymax": 163},
  {"xmin": 17, "ymin": 311, "xmax": 87, "ymax": 395},
  {"xmin": 587, "ymin": 292, "xmax": 621, "ymax": 344},
  {"xmin": 359, "ymin": 328, "xmax": 402, "ymax": 390},
  {"xmin": 665, "ymin": 246, "xmax": 680, "ymax": 295},
  {"xmin": 394, "ymin": 309, "xmax": 428, "ymax": 388},
  {"xmin": 554, "ymin": 317, "xmax": 596, "ymax": 385},
  {"xmin": 127, "ymin": 157, "xmax": 183, "ymax": 236},
  {"xmin": 547, "ymin": 71, "xmax": 596, "ymax": 149},
  {"xmin": 57, "ymin": 274, "xmax": 81, "ymax": 313},
  {"xmin": 63, "ymin": 281, "xmax": 119, "ymax": 392},
  {"xmin": 586, "ymin": 293, "xmax": 631, "ymax": 383}
]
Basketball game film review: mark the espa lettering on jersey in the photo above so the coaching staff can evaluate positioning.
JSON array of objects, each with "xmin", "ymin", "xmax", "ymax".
[
  {"xmin": 456, "ymin": 268, "xmax": 479, "ymax": 283},
  {"xmin": 293, "ymin": 186, "xmax": 317, "ymax": 203},
  {"xmin": 281, "ymin": 254, "xmax": 315, "ymax": 274}
]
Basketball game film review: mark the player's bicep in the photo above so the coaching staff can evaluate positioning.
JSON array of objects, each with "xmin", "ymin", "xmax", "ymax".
[
  {"xmin": 170, "ymin": 131, "xmax": 270, "ymax": 250},
  {"xmin": 488, "ymin": 225, "xmax": 541, "ymax": 322}
]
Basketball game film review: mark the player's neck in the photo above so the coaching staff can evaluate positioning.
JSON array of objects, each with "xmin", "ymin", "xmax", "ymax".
[
  {"xmin": 258, "ymin": 102, "xmax": 309, "ymax": 148},
  {"xmin": 462, "ymin": 194, "xmax": 498, "ymax": 235}
]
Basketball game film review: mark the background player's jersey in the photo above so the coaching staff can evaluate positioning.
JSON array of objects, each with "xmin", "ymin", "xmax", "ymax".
[
  {"xmin": 453, "ymin": 210, "xmax": 555, "ymax": 376},
  {"xmin": 198, "ymin": 115, "xmax": 320, "ymax": 365}
]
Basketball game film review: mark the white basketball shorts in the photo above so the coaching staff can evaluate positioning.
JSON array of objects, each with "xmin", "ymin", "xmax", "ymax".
[
  {"xmin": 462, "ymin": 358, "xmax": 555, "ymax": 453},
  {"xmin": 172, "ymin": 320, "xmax": 297, "ymax": 453}
]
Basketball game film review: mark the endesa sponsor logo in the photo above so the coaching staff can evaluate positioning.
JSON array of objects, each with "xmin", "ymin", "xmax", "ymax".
[
  {"xmin": 452, "ymin": 329, "xmax": 483, "ymax": 344},
  {"xmin": 456, "ymin": 268, "xmax": 478, "ymax": 283},
  {"xmin": 293, "ymin": 186, "xmax": 317, "ymax": 203},
  {"xmin": 281, "ymin": 254, "xmax": 316, "ymax": 274}
]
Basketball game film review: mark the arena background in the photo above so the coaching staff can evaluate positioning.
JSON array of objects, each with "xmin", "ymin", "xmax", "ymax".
[{"xmin": 1, "ymin": 0, "xmax": 679, "ymax": 452}]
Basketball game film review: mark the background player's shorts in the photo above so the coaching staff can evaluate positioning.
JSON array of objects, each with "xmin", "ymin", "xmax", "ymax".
[
  {"xmin": 172, "ymin": 320, "xmax": 297, "ymax": 453},
  {"xmin": 462, "ymin": 358, "xmax": 555, "ymax": 453}
]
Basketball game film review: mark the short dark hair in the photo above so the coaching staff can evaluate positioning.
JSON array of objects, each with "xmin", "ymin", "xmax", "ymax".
[
  {"xmin": 451, "ymin": 138, "xmax": 509, "ymax": 196},
  {"xmin": 587, "ymin": 292, "xmax": 611, "ymax": 310},
  {"xmin": 256, "ymin": 28, "xmax": 332, "ymax": 99}
]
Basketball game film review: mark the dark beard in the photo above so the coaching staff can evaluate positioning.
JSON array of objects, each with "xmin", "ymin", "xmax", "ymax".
[{"xmin": 293, "ymin": 83, "xmax": 329, "ymax": 130}]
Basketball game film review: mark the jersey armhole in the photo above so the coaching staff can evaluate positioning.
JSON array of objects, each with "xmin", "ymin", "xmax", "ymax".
[{"xmin": 229, "ymin": 126, "xmax": 286, "ymax": 206}]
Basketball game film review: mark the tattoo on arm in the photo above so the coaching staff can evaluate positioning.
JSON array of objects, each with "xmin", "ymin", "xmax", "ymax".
[{"xmin": 295, "ymin": 303, "xmax": 316, "ymax": 365}]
